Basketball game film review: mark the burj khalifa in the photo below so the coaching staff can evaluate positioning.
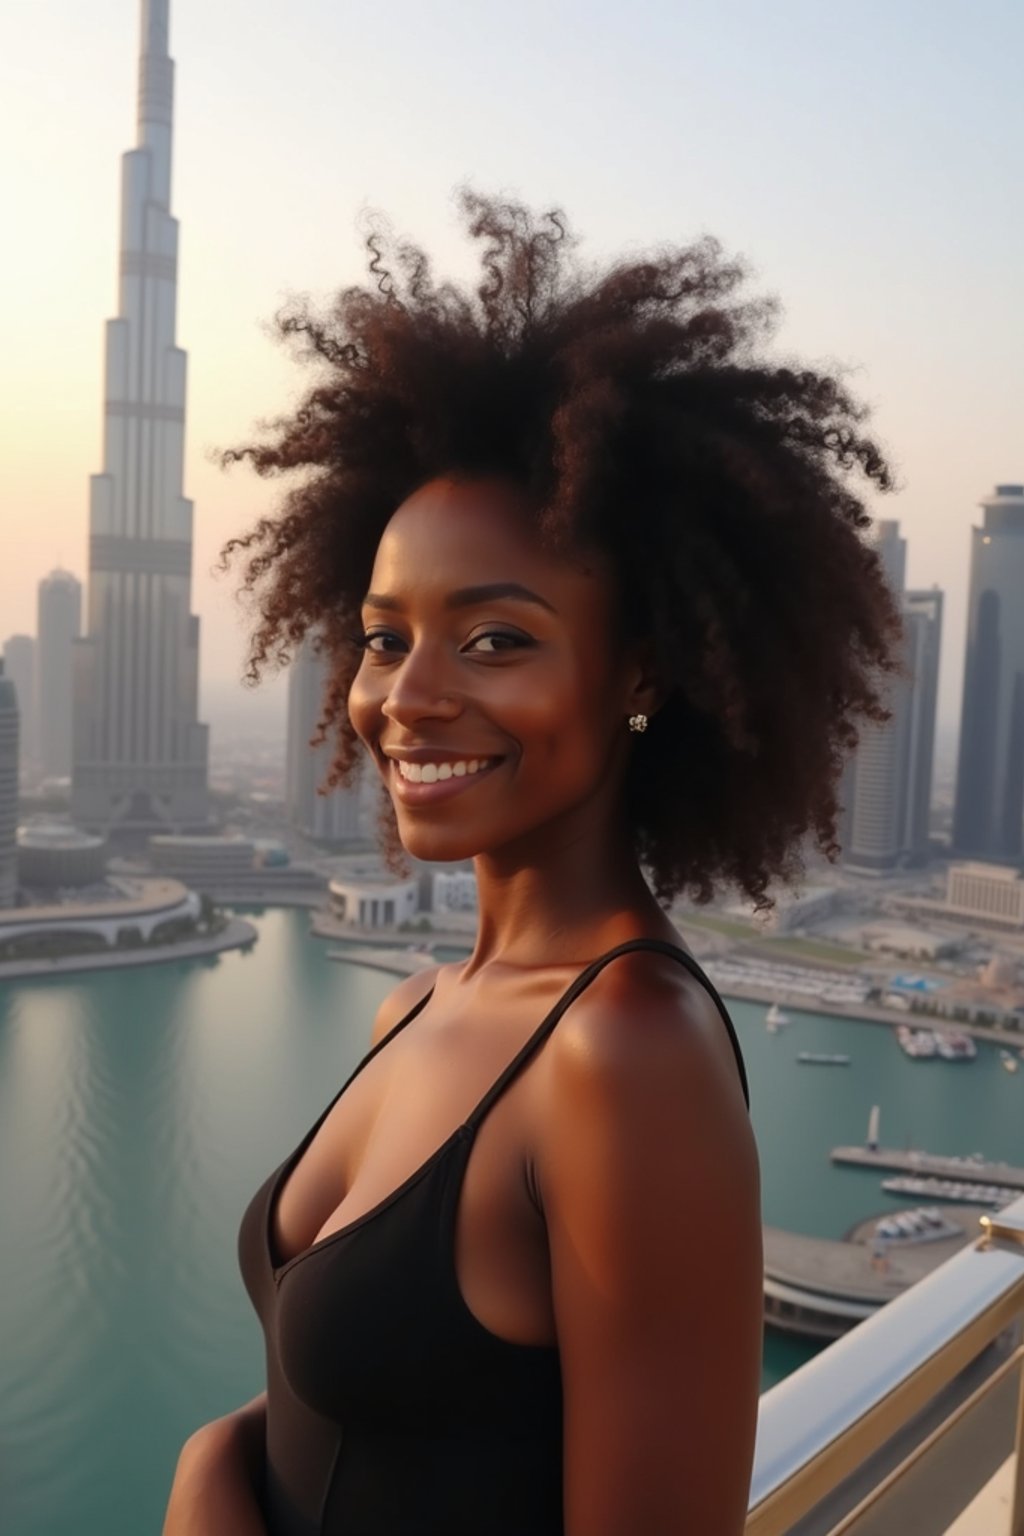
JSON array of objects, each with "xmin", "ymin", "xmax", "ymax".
[{"xmin": 72, "ymin": 0, "xmax": 209, "ymax": 834}]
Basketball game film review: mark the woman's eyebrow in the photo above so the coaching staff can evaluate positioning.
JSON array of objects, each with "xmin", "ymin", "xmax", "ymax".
[{"xmin": 362, "ymin": 582, "xmax": 557, "ymax": 614}]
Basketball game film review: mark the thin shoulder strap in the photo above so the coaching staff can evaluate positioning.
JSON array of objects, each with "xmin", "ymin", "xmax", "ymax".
[
  {"xmin": 363, "ymin": 983, "xmax": 436, "ymax": 1063},
  {"xmin": 463, "ymin": 938, "xmax": 749, "ymax": 1133}
]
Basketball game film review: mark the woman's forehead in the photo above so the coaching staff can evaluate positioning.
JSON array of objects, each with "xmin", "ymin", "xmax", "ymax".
[{"xmin": 367, "ymin": 476, "xmax": 607, "ymax": 600}]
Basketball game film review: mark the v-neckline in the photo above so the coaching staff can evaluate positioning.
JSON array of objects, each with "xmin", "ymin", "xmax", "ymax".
[{"xmin": 267, "ymin": 1122, "xmax": 473, "ymax": 1283}]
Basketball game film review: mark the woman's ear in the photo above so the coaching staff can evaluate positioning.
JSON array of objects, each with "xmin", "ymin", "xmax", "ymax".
[{"xmin": 623, "ymin": 638, "xmax": 664, "ymax": 722}]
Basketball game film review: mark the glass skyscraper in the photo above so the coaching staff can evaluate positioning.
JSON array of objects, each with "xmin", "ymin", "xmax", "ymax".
[{"xmin": 953, "ymin": 484, "xmax": 1024, "ymax": 862}]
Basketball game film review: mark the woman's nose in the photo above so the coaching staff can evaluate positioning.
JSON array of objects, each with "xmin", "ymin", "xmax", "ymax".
[{"xmin": 380, "ymin": 648, "xmax": 462, "ymax": 727}]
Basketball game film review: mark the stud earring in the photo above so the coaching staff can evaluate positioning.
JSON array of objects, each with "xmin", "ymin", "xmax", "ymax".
[{"xmin": 628, "ymin": 713, "xmax": 648, "ymax": 733}]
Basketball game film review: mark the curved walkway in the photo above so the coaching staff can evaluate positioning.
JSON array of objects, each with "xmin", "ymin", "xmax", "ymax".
[{"xmin": 0, "ymin": 915, "xmax": 258, "ymax": 982}]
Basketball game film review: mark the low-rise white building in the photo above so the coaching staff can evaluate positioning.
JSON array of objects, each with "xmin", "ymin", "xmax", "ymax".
[
  {"xmin": 433, "ymin": 870, "xmax": 478, "ymax": 915},
  {"xmin": 856, "ymin": 922, "xmax": 961, "ymax": 960},
  {"xmin": 327, "ymin": 873, "xmax": 419, "ymax": 930}
]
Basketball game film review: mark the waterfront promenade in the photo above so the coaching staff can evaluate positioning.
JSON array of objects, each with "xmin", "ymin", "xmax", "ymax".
[
  {"xmin": 314, "ymin": 919, "xmax": 1024, "ymax": 1044},
  {"xmin": 699, "ymin": 969, "xmax": 1024, "ymax": 1046},
  {"xmin": 0, "ymin": 914, "xmax": 258, "ymax": 982}
]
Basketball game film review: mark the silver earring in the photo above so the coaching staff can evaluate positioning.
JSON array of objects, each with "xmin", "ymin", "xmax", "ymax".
[{"xmin": 628, "ymin": 713, "xmax": 648, "ymax": 733}]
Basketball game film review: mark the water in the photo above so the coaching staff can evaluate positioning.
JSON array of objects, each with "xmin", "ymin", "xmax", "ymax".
[{"xmin": 1, "ymin": 907, "xmax": 1021, "ymax": 1535}]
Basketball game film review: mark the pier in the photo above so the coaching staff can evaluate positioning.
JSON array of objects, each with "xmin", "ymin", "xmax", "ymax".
[
  {"xmin": 831, "ymin": 1145, "xmax": 1024, "ymax": 1190},
  {"xmin": 762, "ymin": 1205, "xmax": 988, "ymax": 1339}
]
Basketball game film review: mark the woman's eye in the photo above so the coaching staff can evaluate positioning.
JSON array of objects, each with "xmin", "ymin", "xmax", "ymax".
[
  {"xmin": 465, "ymin": 630, "xmax": 532, "ymax": 654},
  {"xmin": 357, "ymin": 630, "xmax": 404, "ymax": 654}
]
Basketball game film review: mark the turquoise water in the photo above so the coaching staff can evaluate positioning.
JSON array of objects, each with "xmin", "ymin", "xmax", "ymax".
[{"xmin": 1, "ymin": 907, "xmax": 1021, "ymax": 1535}]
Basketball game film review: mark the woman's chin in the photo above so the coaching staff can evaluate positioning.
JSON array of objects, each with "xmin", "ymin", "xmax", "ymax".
[{"xmin": 396, "ymin": 823, "xmax": 483, "ymax": 866}]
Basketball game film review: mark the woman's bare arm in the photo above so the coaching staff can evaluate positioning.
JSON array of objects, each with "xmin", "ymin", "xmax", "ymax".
[
  {"xmin": 538, "ymin": 957, "xmax": 762, "ymax": 1536},
  {"xmin": 162, "ymin": 1392, "xmax": 268, "ymax": 1536}
]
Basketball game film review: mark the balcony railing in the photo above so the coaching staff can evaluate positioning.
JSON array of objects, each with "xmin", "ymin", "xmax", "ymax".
[{"xmin": 747, "ymin": 1194, "xmax": 1024, "ymax": 1535}]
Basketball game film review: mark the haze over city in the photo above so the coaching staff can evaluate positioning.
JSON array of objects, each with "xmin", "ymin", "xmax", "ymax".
[{"xmin": 2, "ymin": 0, "xmax": 1021, "ymax": 744}]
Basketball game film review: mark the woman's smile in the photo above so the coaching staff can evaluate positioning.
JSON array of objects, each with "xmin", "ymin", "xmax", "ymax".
[{"xmin": 384, "ymin": 750, "xmax": 505, "ymax": 805}]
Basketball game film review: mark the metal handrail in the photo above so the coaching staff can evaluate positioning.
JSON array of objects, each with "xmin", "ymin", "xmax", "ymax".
[{"xmin": 747, "ymin": 1194, "xmax": 1024, "ymax": 1535}]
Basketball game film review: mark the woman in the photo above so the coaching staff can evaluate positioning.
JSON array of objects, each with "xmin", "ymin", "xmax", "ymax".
[{"xmin": 164, "ymin": 188, "xmax": 903, "ymax": 1535}]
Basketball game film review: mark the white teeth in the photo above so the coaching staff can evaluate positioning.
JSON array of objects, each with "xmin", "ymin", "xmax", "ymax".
[{"xmin": 394, "ymin": 757, "xmax": 493, "ymax": 782}]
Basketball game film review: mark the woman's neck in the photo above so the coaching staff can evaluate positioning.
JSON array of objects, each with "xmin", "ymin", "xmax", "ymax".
[{"xmin": 464, "ymin": 816, "xmax": 672, "ymax": 975}]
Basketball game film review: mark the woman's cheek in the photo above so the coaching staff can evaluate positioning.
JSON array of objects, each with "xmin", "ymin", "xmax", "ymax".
[{"xmin": 345, "ymin": 671, "xmax": 378, "ymax": 750}]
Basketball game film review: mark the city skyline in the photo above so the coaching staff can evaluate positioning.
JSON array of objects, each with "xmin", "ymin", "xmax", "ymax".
[{"xmin": 2, "ymin": 0, "xmax": 1022, "ymax": 741}]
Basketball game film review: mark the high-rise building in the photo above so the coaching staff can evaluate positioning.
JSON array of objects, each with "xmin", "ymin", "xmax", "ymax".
[
  {"xmin": 842, "ymin": 524, "xmax": 943, "ymax": 874},
  {"xmin": 72, "ymin": 0, "xmax": 208, "ymax": 834},
  {"xmin": 286, "ymin": 634, "xmax": 364, "ymax": 845},
  {"xmin": 2, "ymin": 635, "xmax": 35, "ymax": 773},
  {"xmin": 900, "ymin": 588, "xmax": 943, "ymax": 861},
  {"xmin": 953, "ymin": 484, "xmax": 1024, "ymax": 863},
  {"xmin": 36, "ymin": 570, "xmax": 82, "ymax": 780},
  {"xmin": 0, "ymin": 660, "xmax": 19, "ymax": 907}
]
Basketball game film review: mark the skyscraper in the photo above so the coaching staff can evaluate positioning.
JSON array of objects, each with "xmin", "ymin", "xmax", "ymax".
[
  {"xmin": 2, "ymin": 635, "xmax": 35, "ymax": 774},
  {"xmin": 841, "ymin": 524, "xmax": 943, "ymax": 873},
  {"xmin": 72, "ymin": 0, "xmax": 208, "ymax": 834},
  {"xmin": 953, "ymin": 485, "xmax": 1024, "ymax": 864},
  {"xmin": 286, "ymin": 634, "xmax": 365, "ymax": 846},
  {"xmin": 900, "ymin": 588, "xmax": 943, "ymax": 861},
  {"xmin": 37, "ymin": 569, "xmax": 81, "ymax": 780},
  {"xmin": 0, "ymin": 661, "xmax": 19, "ymax": 907}
]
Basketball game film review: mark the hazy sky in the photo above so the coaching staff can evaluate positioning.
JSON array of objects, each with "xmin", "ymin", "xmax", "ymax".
[{"xmin": 2, "ymin": 0, "xmax": 1021, "ymax": 740}]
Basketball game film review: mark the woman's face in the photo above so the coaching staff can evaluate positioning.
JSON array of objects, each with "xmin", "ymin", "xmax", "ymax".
[{"xmin": 347, "ymin": 474, "xmax": 644, "ymax": 867}]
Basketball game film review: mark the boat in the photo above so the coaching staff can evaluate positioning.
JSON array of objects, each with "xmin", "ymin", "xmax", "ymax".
[
  {"xmin": 934, "ymin": 1030, "xmax": 977, "ymax": 1061},
  {"xmin": 765, "ymin": 1002, "xmax": 791, "ymax": 1033},
  {"xmin": 881, "ymin": 1174, "xmax": 1012, "ymax": 1207},
  {"xmin": 874, "ymin": 1206, "xmax": 959, "ymax": 1243},
  {"xmin": 896, "ymin": 1025, "xmax": 937, "ymax": 1059},
  {"xmin": 797, "ymin": 1051, "xmax": 851, "ymax": 1065},
  {"xmin": 1000, "ymin": 1050, "xmax": 1019, "ymax": 1074}
]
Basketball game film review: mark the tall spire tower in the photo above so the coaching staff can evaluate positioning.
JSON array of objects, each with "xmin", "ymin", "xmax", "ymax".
[{"xmin": 72, "ymin": 0, "xmax": 209, "ymax": 835}]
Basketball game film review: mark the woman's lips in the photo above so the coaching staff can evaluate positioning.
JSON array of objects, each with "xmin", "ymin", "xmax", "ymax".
[{"xmin": 385, "ymin": 755, "xmax": 503, "ymax": 806}]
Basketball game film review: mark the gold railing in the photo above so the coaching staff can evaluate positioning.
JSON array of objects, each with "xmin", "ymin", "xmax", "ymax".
[{"xmin": 747, "ymin": 1198, "xmax": 1024, "ymax": 1536}]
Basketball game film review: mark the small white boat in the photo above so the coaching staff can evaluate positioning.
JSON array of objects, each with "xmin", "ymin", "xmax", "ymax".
[
  {"xmin": 1000, "ymin": 1050, "xmax": 1019, "ymax": 1075},
  {"xmin": 897, "ymin": 1025, "xmax": 938, "ymax": 1059},
  {"xmin": 765, "ymin": 1002, "xmax": 791, "ymax": 1033}
]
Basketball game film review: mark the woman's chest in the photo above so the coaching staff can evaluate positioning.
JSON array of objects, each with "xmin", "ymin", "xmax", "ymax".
[{"xmin": 270, "ymin": 1019, "xmax": 559, "ymax": 1348}]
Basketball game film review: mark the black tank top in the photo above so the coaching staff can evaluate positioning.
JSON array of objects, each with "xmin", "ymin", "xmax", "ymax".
[{"xmin": 237, "ymin": 939, "xmax": 749, "ymax": 1536}]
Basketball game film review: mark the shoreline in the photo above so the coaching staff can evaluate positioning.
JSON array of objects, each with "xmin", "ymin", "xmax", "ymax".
[
  {"xmin": 0, "ymin": 915, "xmax": 258, "ymax": 982},
  {"xmin": 323, "ymin": 938, "xmax": 1023, "ymax": 1046},
  {"xmin": 709, "ymin": 977, "xmax": 1023, "ymax": 1046}
]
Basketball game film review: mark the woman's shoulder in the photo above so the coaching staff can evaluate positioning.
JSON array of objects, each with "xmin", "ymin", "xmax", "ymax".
[
  {"xmin": 543, "ymin": 939, "xmax": 745, "ymax": 1119},
  {"xmin": 369, "ymin": 963, "xmax": 443, "ymax": 1046}
]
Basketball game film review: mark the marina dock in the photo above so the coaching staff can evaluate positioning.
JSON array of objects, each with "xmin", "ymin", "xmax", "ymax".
[{"xmin": 831, "ymin": 1145, "xmax": 1024, "ymax": 1190}]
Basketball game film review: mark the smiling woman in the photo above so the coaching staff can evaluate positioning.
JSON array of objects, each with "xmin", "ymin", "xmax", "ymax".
[{"xmin": 162, "ymin": 187, "xmax": 904, "ymax": 1536}]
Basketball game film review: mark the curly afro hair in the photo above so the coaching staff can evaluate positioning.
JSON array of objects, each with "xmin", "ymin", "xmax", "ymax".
[{"xmin": 218, "ymin": 185, "xmax": 905, "ymax": 913}]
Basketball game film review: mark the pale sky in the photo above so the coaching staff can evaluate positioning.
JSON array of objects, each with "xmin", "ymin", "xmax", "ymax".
[{"xmin": 2, "ymin": 0, "xmax": 1021, "ymax": 741}]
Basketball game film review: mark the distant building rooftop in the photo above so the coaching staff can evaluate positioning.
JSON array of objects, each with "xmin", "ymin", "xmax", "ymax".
[{"xmin": 18, "ymin": 821, "xmax": 105, "ymax": 852}]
